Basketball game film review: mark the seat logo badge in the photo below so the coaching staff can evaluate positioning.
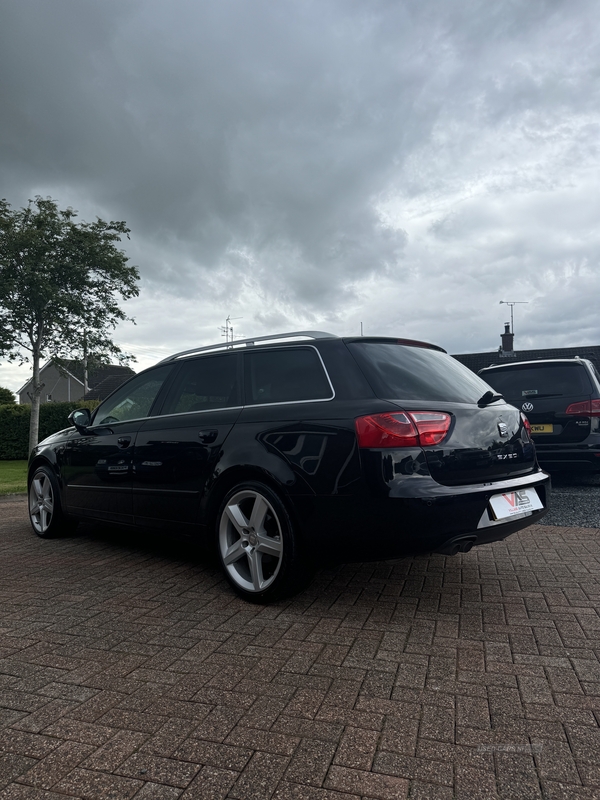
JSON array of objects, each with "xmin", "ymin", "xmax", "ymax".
[
  {"xmin": 498, "ymin": 422, "xmax": 509, "ymax": 437},
  {"xmin": 522, "ymin": 402, "xmax": 534, "ymax": 412}
]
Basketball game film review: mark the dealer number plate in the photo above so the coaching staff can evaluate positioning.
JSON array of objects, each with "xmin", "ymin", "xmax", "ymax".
[
  {"xmin": 489, "ymin": 488, "xmax": 543, "ymax": 520},
  {"xmin": 530, "ymin": 424, "xmax": 553, "ymax": 434}
]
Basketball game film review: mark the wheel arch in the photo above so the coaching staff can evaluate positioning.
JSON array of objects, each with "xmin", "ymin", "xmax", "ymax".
[
  {"xmin": 28, "ymin": 455, "xmax": 71, "ymax": 512},
  {"xmin": 28, "ymin": 455, "xmax": 59, "ymax": 486},
  {"xmin": 204, "ymin": 465, "xmax": 300, "ymax": 535},
  {"xmin": 28, "ymin": 455, "xmax": 79, "ymax": 537}
]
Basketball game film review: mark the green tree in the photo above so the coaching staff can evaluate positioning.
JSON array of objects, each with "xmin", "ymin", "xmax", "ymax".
[
  {"xmin": 0, "ymin": 196, "xmax": 140, "ymax": 453},
  {"xmin": 0, "ymin": 386, "xmax": 16, "ymax": 404}
]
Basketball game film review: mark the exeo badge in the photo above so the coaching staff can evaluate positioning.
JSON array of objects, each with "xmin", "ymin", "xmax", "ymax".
[{"xmin": 522, "ymin": 402, "xmax": 534, "ymax": 412}]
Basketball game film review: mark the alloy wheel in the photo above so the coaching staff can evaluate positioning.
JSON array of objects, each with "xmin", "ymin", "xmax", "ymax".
[
  {"xmin": 218, "ymin": 489, "xmax": 284, "ymax": 593},
  {"xmin": 29, "ymin": 471, "xmax": 54, "ymax": 535}
]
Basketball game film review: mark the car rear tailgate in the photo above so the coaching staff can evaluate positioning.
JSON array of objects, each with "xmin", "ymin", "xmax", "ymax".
[{"xmin": 388, "ymin": 399, "xmax": 537, "ymax": 486}]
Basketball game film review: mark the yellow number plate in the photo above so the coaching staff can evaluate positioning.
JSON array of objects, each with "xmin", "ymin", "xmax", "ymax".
[{"xmin": 530, "ymin": 424, "xmax": 553, "ymax": 434}]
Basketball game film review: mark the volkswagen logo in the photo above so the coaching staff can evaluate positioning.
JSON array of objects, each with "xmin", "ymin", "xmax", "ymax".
[{"xmin": 522, "ymin": 402, "xmax": 534, "ymax": 412}]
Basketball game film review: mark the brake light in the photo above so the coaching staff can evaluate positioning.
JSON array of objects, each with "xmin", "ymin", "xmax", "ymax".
[
  {"xmin": 410, "ymin": 412, "xmax": 453, "ymax": 445},
  {"xmin": 521, "ymin": 412, "xmax": 532, "ymax": 437},
  {"xmin": 355, "ymin": 411, "xmax": 451, "ymax": 448},
  {"xmin": 565, "ymin": 399, "xmax": 600, "ymax": 416}
]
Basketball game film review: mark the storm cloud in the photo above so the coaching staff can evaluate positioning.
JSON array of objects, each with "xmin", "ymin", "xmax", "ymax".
[{"xmin": 1, "ymin": 0, "xmax": 599, "ymax": 387}]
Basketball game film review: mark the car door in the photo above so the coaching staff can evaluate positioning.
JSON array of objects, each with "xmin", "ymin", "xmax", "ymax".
[
  {"xmin": 63, "ymin": 365, "xmax": 173, "ymax": 524},
  {"xmin": 132, "ymin": 352, "xmax": 242, "ymax": 530},
  {"xmin": 234, "ymin": 345, "xmax": 357, "ymax": 496}
]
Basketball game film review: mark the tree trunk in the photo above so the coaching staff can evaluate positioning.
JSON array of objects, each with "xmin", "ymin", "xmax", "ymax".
[
  {"xmin": 28, "ymin": 346, "xmax": 43, "ymax": 454},
  {"xmin": 83, "ymin": 332, "xmax": 88, "ymax": 395}
]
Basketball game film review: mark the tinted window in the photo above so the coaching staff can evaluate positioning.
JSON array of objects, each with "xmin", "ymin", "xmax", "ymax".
[
  {"xmin": 162, "ymin": 354, "xmax": 240, "ymax": 414},
  {"xmin": 93, "ymin": 365, "xmax": 172, "ymax": 425},
  {"xmin": 347, "ymin": 343, "xmax": 492, "ymax": 403},
  {"xmin": 245, "ymin": 348, "xmax": 333, "ymax": 405},
  {"xmin": 481, "ymin": 363, "xmax": 593, "ymax": 399}
]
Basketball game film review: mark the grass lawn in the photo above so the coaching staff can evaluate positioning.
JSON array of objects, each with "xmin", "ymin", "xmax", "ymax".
[{"xmin": 0, "ymin": 460, "xmax": 28, "ymax": 495}]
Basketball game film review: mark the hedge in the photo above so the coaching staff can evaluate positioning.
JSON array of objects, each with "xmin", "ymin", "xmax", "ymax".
[{"xmin": 0, "ymin": 400, "xmax": 100, "ymax": 460}]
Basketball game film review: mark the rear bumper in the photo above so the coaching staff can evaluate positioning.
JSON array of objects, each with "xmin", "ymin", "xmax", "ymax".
[
  {"xmin": 295, "ymin": 469, "xmax": 550, "ymax": 561},
  {"xmin": 433, "ymin": 512, "xmax": 545, "ymax": 555},
  {"xmin": 534, "ymin": 443, "xmax": 600, "ymax": 473}
]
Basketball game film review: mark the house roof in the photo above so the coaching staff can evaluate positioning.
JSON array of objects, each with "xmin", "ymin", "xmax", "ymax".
[
  {"xmin": 453, "ymin": 345, "xmax": 600, "ymax": 375},
  {"xmin": 64, "ymin": 361, "xmax": 135, "ymax": 387},
  {"xmin": 17, "ymin": 360, "xmax": 135, "ymax": 398},
  {"xmin": 17, "ymin": 360, "xmax": 84, "ymax": 395},
  {"xmin": 83, "ymin": 368, "xmax": 136, "ymax": 401}
]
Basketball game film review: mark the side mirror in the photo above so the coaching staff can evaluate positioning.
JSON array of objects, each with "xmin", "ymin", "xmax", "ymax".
[{"xmin": 68, "ymin": 408, "xmax": 91, "ymax": 433}]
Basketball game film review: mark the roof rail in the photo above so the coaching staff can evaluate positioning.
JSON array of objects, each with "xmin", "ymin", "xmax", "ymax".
[{"xmin": 158, "ymin": 330, "xmax": 338, "ymax": 363}]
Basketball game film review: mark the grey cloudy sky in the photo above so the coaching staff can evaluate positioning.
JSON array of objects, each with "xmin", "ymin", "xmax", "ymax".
[{"xmin": 1, "ymin": 0, "xmax": 599, "ymax": 391}]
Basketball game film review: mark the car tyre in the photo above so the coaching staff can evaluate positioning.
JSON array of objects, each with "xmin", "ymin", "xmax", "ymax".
[
  {"xmin": 216, "ymin": 481, "xmax": 311, "ymax": 603},
  {"xmin": 28, "ymin": 465, "xmax": 78, "ymax": 539}
]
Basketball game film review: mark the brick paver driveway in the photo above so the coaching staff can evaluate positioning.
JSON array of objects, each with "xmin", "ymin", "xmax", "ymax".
[{"xmin": 1, "ymin": 496, "xmax": 599, "ymax": 800}]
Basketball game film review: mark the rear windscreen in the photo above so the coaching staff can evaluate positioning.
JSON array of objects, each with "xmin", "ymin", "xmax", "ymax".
[
  {"xmin": 347, "ymin": 343, "xmax": 493, "ymax": 403},
  {"xmin": 480, "ymin": 363, "xmax": 593, "ymax": 399}
]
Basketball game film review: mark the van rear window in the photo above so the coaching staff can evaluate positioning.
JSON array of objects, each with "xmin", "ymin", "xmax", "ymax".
[
  {"xmin": 481, "ymin": 363, "xmax": 593, "ymax": 400},
  {"xmin": 347, "ymin": 343, "xmax": 491, "ymax": 403}
]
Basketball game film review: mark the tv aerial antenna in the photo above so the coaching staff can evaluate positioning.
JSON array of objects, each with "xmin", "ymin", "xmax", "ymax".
[{"xmin": 220, "ymin": 316, "xmax": 243, "ymax": 345}]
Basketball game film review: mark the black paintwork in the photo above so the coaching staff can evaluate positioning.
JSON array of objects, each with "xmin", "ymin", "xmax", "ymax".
[{"xmin": 30, "ymin": 336, "xmax": 550, "ymax": 560}]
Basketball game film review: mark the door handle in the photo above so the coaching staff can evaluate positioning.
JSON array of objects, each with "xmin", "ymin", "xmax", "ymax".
[
  {"xmin": 117, "ymin": 437, "xmax": 132, "ymax": 448},
  {"xmin": 198, "ymin": 429, "xmax": 218, "ymax": 444}
]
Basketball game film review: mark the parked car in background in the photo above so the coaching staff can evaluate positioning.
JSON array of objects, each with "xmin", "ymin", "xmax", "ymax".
[
  {"xmin": 28, "ymin": 332, "xmax": 549, "ymax": 602},
  {"xmin": 479, "ymin": 358, "xmax": 600, "ymax": 474}
]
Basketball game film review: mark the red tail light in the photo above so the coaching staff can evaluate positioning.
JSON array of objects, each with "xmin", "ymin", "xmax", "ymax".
[
  {"xmin": 521, "ymin": 412, "xmax": 532, "ymax": 437},
  {"xmin": 410, "ymin": 412, "xmax": 453, "ymax": 445},
  {"xmin": 355, "ymin": 411, "xmax": 451, "ymax": 448},
  {"xmin": 565, "ymin": 399, "xmax": 600, "ymax": 416}
]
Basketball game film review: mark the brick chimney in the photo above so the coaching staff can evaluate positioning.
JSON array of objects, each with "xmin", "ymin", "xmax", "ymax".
[{"xmin": 501, "ymin": 322, "xmax": 514, "ymax": 353}]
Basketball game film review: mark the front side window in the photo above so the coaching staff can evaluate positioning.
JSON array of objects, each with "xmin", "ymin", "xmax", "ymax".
[
  {"xmin": 93, "ymin": 365, "xmax": 173, "ymax": 425},
  {"xmin": 245, "ymin": 347, "xmax": 333, "ymax": 405},
  {"xmin": 161, "ymin": 354, "xmax": 240, "ymax": 414}
]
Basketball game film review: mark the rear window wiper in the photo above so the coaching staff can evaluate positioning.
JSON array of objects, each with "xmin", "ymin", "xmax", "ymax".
[{"xmin": 478, "ymin": 390, "xmax": 504, "ymax": 407}]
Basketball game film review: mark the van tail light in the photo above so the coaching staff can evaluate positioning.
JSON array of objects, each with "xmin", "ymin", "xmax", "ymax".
[
  {"xmin": 355, "ymin": 411, "xmax": 451, "ymax": 448},
  {"xmin": 565, "ymin": 399, "xmax": 600, "ymax": 416},
  {"xmin": 521, "ymin": 412, "xmax": 532, "ymax": 437}
]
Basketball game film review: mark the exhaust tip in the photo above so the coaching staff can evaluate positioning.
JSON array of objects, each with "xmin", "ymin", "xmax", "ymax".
[{"xmin": 436, "ymin": 535, "xmax": 478, "ymax": 556}]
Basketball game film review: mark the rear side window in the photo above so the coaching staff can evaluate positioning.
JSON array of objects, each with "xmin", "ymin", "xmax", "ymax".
[
  {"xmin": 162, "ymin": 354, "xmax": 240, "ymax": 414},
  {"xmin": 347, "ymin": 343, "xmax": 492, "ymax": 403},
  {"xmin": 245, "ymin": 347, "xmax": 333, "ymax": 405},
  {"xmin": 481, "ymin": 363, "xmax": 593, "ymax": 399}
]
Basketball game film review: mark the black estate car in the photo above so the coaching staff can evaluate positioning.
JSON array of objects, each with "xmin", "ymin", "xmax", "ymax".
[
  {"xmin": 479, "ymin": 358, "xmax": 600, "ymax": 474},
  {"xmin": 29, "ymin": 332, "xmax": 549, "ymax": 601}
]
